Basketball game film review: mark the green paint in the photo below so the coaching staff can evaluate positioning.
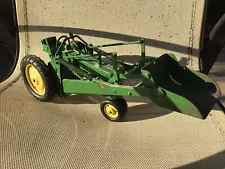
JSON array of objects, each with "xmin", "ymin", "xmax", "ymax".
[{"xmin": 41, "ymin": 33, "xmax": 219, "ymax": 119}]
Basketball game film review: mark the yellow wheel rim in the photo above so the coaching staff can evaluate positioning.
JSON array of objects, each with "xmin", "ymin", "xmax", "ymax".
[
  {"xmin": 25, "ymin": 64, "xmax": 45, "ymax": 95},
  {"xmin": 104, "ymin": 104, "xmax": 119, "ymax": 119}
]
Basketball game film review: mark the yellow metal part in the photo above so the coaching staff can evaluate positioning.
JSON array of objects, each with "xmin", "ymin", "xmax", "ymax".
[
  {"xmin": 104, "ymin": 104, "xmax": 119, "ymax": 119},
  {"xmin": 25, "ymin": 64, "xmax": 45, "ymax": 95}
]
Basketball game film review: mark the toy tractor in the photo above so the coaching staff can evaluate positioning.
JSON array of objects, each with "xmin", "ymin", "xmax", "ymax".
[{"xmin": 20, "ymin": 33, "xmax": 219, "ymax": 122}]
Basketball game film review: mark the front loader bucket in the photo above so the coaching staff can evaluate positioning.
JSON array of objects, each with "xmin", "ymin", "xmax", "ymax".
[{"xmin": 143, "ymin": 54, "xmax": 219, "ymax": 119}]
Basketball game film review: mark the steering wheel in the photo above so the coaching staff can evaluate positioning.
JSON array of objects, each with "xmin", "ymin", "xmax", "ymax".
[
  {"xmin": 68, "ymin": 32, "xmax": 87, "ymax": 52},
  {"xmin": 56, "ymin": 33, "xmax": 88, "ymax": 54}
]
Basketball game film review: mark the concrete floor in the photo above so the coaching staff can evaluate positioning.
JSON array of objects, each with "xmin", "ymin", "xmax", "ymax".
[{"xmin": 0, "ymin": 65, "xmax": 225, "ymax": 169}]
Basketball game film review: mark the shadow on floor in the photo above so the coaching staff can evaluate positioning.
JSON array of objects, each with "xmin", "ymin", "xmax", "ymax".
[
  {"xmin": 122, "ymin": 103, "xmax": 172, "ymax": 122},
  {"xmin": 53, "ymin": 94, "xmax": 174, "ymax": 122},
  {"xmin": 118, "ymin": 55, "xmax": 189, "ymax": 66},
  {"xmin": 176, "ymin": 150, "xmax": 225, "ymax": 169},
  {"xmin": 53, "ymin": 92, "xmax": 225, "ymax": 122},
  {"xmin": 19, "ymin": 25, "xmax": 198, "ymax": 56},
  {"xmin": 179, "ymin": 57, "xmax": 189, "ymax": 66},
  {"xmin": 53, "ymin": 94, "xmax": 105, "ymax": 105},
  {"xmin": 53, "ymin": 94, "xmax": 151, "ymax": 105}
]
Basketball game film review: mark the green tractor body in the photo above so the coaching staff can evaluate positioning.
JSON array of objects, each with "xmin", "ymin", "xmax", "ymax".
[{"xmin": 21, "ymin": 33, "xmax": 219, "ymax": 121}]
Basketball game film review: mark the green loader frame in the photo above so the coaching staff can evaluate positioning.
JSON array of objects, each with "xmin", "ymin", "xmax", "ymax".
[{"xmin": 20, "ymin": 33, "xmax": 220, "ymax": 121}]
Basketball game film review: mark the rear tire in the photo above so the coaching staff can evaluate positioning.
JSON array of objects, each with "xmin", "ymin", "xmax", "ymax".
[{"xmin": 20, "ymin": 55, "xmax": 55, "ymax": 101}]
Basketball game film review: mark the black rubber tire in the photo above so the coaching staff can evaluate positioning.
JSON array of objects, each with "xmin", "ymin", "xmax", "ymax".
[
  {"xmin": 116, "ymin": 97, "xmax": 128, "ymax": 114},
  {"xmin": 20, "ymin": 55, "xmax": 55, "ymax": 101},
  {"xmin": 100, "ymin": 99, "xmax": 126, "ymax": 122},
  {"xmin": 0, "ymin": 17, "xmax": 16, "ymax": 57},
  {"xmin": 0, "ymin": 17, "xmax": 17, "ymax": 82}
]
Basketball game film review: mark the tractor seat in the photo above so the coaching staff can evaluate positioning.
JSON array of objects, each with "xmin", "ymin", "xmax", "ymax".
[
  {"xmin": 41, "ymin": 36, "xmax": 58, "ymax": 56},
  {"xmin": 75, "ymin": 41, "xmax": 86, "ymax": 51}
]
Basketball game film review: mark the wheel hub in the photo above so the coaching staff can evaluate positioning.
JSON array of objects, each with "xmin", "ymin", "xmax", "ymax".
[
  {"xmin": 104, "ymin": 104, "xmax": 118, "ymax": 118},
  {"xmin": 25, "ymin": 64, "xmax": 45, "ymax": 95}
]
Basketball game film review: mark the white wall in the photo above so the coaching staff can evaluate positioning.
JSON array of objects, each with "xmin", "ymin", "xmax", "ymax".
[{"xmin": 17, "ymin": 0, "xmax": 205, "ymax": 69}]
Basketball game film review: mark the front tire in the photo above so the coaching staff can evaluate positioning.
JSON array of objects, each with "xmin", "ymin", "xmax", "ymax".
[
  {"xmin": 116, "ymin": 97, "xmax": 128, "ymax": 114},
  {"xmin": 100, "ymin": 99, "xmax": 126, "ymax": 122},
  {"xmin": 20, "ymin": 55, "xmax": 55, "ymax": 101}
]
